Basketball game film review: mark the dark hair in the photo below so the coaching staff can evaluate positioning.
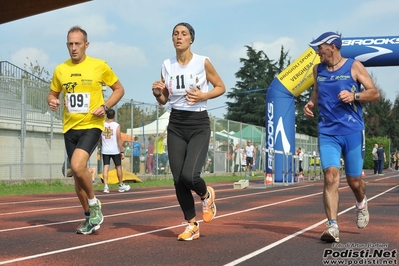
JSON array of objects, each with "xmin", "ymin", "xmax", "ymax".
[
  {"xmin": 106, "ymin": 109, "xmax": 115, "ymax": 119},
  {"xmin": 172, "ymin": 22, "xmax": 195, "ymax": 43}
]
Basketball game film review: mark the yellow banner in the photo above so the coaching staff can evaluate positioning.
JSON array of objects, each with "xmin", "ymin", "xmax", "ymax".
[{"xmin": 277, "ymin": 47, "xmax": 320, "ymax": 97}]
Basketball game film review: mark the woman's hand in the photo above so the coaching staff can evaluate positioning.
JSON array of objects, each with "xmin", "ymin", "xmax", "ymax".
[
  {"xmin": 185, "ymin": 85, "xmax": 204, "ymax": 105},
  {"xmin": 152, "ymin": 81, "xmax": 165, "ymax": 97}
]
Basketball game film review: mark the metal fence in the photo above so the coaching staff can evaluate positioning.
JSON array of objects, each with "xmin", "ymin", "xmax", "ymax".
[{"xmin": 0, "ymin": 61, "xmax": 319, "ymax": 181}]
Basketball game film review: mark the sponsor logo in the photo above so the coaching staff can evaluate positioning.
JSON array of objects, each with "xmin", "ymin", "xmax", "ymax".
[
  {"xmin": 267, "ymin": 102, "xmax": 291, "ymax": 171},
  {"xmin": 275, "ymin": 117, "xmax": 291, "ymax": 154},
  {"xmin": 354, "ymin": 46, "xmax": 393, "ymax": 62},
  {"xmin": 267, "ymin": 102, "xmax": 274, "ymax": 170},
  {"xmin": 342, "ymin": 37, "xmax": 399, "ymax": 46}
]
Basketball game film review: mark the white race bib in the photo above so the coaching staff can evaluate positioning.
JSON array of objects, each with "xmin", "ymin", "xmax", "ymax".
[
  {"xmin": 169, "ymin": 73, "xmax": 197, "ymax": 95},
  {"xmin": 66, "ymin": 93, "xmax": 90, "ymax": 113}
]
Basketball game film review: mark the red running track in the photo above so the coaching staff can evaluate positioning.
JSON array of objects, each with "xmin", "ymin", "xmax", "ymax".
[{"xmin": 0, "ymin": 170, "xmax": 398, "ymax": 266}]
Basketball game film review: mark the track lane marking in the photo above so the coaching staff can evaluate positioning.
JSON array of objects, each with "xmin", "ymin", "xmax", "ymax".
[{"xmin": 224, "ymin": 184, "xmax": 399, "ymax": 266}]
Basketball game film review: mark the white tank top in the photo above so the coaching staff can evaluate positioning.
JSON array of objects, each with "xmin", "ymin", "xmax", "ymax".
[
  {"xmin": 101, "ymin": 121, "xmax": 120, "ymax": 155},
  {"xmin": 245, "ymin": 145, "xmax": 255, "ymax": 158},
  {"xmin": 162, "ymin": 53, "xmax": 209, "ymax": 112}
]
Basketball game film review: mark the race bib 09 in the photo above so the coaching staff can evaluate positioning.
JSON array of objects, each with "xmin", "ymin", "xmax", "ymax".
[{"xmin": 66, "ymin": 93, "xmax": 90, "ymax": 113}]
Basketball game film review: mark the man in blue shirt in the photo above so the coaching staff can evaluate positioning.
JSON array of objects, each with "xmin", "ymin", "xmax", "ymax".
[
  {"xmin": 132, "ymin": 136, "xmax": 142, "ymax": 174},
  {"xmin": 376, "ymin": 144, "xmax": 386, "ymax": 175},
  {"xmin": 304, "ymin": 32, "xmax": 380, "ymax": 243}
]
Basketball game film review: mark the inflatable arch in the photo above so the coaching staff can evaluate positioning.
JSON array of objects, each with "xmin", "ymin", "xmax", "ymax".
[{"xmin": 266, "ymin": 35, "xmax": 399, "ymax": 182}]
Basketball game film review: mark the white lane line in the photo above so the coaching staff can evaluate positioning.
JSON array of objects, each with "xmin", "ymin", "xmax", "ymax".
[
  {"xmin": 224, "ymin": 184, "xmax": 399, "ymax": 266},
  {"xmin": 0, "ymin": 189, "xmax": 318, "ymax": 264},
  {"xmin": 0, "ymin": 188, "xmax": 176, "ymax": 206},
  {"xmin": 0, "ymin": 185, "xmax": 313, "ymax": 228},
  {"xmin": 1, "ymin": 183, "xmax": 396, "ymax": 265}
]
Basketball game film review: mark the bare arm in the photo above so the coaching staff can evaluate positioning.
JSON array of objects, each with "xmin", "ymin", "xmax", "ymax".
[
  {"xmin": 152, "ymin": 72, "xmax": 169, "ymax": 105},
  {"xmin": 47, "ymin": 90, "xmax": 61, "ymax": 111},
  {"xmin": 105, "ymin": 80, "xmax": 125, "ymax": 108},
  {"xmin": 304, "ymin": 65, "xmax": 319, "ymax": 118},
  {"xmin": 91, "ymin": 80, "xmax": 125, "ymax": 117},
  {"xmin": 116, "ymin": 125, "xmax": 123, "ymax": 151},
  {"xmin": 351, "ymin": 60, "xmax": 380, "ymax": 102},
  {"xmin": 116, "ymin": 125, "xmax": 124, "ymax": 159},
  {"xmin": 336, "ymin": 60, "xmax": 380, "ymax": 104},
  {"xmin": 185, "ymin": 59, "xmax": 225, "ymax": 103}
]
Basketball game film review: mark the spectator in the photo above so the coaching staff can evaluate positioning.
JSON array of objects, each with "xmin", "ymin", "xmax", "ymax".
[
  {"xmin": 132, "ymin": 136, "xmax": 141, "ymax": 174},
  {"xmin": 372, "ymin": 143, "xmax": 378, "ymax": 174},
  {"xmin": 376, "ymin": 144, "xmax": 386, "ymax": 175},
  {"xmin": 146, "ymin": 135, "xmax": 155, "ymax": 174},
  {"xmin": 245, "ymin": 140, "xmax": 256, "ymax": 176},
  {"xmin": 233, "ymin": 143, "xmax": 245, "ymax": 173},
  {"xmin": 124, "ymin": 142, "xmax": 131, "ymax": 157},
  {"xmin": 395, "ymin": 151, "xmax": 399, "ymax": 171},
  {"xmin": 297, "ymin": 147, "xmax": 304, "ymax": 175},
  {"xmin": 154, "ymin": 129, "xmax": 167, "ymax": 174}
]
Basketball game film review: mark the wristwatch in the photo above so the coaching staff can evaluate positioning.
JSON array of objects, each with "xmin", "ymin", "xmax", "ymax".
[
  {"xmin": 102, "ymin": 104, "xmax": 109, "ymax": 113},
  {"xmin": 354, "ymin": 93, "xmax": 360, "ymax": 101}
]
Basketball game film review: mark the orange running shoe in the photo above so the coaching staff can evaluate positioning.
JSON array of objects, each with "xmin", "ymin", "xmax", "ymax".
[
  {"xmin": 177, "ymin": 222, "xmax": 199, "ymax": 241},
  {"xmin": 202, "ymin": 186, "xmax": 216, "ymax": 222}
]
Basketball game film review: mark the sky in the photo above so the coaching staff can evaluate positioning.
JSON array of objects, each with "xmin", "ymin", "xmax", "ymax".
[{"xmin": 1, "ymin": 0, "xmax": 399, "ymax": 119}]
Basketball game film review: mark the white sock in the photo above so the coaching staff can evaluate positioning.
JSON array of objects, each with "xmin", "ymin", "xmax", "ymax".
[
  {"xmin": 356, "ymin": 198, "xmax": 366, "ymax": 209},
  {"xmin": 88, "ymin": 197, "xmax": 97, "ymax": 206}
]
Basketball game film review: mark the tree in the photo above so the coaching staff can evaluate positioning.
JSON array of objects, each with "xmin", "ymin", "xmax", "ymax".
[
  {"xmin": 225, "ymin": 45, "xmax": 290, "ymax": 127},
  {"xmin": 116, "ymin": 102, "xmax": 167, "ymax": 133},
  {"xmin": 23, "ymin": 57, "xmax": 51, "ymax": 82},
  {"xmin": 387, "ymin": 95, "xmax": 399, "ymax": 150}
]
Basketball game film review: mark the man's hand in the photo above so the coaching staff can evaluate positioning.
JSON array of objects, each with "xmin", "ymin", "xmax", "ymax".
[
  {"xmin": 91, "ymin": 106, "xmax": 107, "ymax": 117},
  {"xmin": 304, "ymin": 101, "xmax": 315, "ymax": 117},
  {"xmin": 48, "ymin": 99, "xmax": 60, "ymax": 111}
]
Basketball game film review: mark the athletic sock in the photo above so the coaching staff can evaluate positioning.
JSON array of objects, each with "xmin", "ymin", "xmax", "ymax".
[
  {"xmin": 88, "ymin": 197, "xmax": 97, "ymax": 206},
  {"xmin": 356, "ymin": 198, "xmax": 366, "ymax": 209}
]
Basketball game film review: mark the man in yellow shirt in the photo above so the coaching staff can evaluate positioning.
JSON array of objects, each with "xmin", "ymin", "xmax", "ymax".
[
  {"xmin": 154, "ymin": 129, "xmax": 167, "ymax": 175},
  {"xmin": 47, "ymin": 26, "xmax": 124, "ymax": 235}
]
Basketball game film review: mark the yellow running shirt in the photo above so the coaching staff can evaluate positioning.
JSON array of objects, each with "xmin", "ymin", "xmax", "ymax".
[{"xmin": 50, "ymin": 56, "xmax": 118, "ymax": 133}]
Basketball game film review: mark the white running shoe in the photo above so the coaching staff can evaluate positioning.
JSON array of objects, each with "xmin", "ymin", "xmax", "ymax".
[
  {"xmin": 356, "ymin": 195, "xmax": 369, "ymax": 229},
  {"xmin": 321, "ymin": 221, "xmax": 339, "ymax": 243},
  {"xmin": 118, "ymin": 183, "xmax": 130, "ymax": 192}
]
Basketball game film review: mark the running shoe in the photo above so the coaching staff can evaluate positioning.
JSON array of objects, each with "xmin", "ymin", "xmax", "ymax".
[
  {"xmin": 177, "ymin": 222, "xmax": 199, "ymax": 241},
  {"xmin": 89, "ymin": 199, "xmax": 104, "ymax": 226},
  {"xmin": 118, "ymin": 183, "xmax": 131, "ymax": 193},
  {"xmin": 320, "ymin": 221, "xmax": 340, "ymax": 243},
  {"xmin": 202, "ymin": 186, "xmax": 216, "ymax": 223},
  {"xmin": 356, "ymin": 195, "xmax": 369, "ymax": 229},
  {"xmin": 76, "ymin": 217, "xmax": 100, "ymax": 235},
  {"xmin": 103, "ymin": 185, "xmax": 109, "ymax": 194}
]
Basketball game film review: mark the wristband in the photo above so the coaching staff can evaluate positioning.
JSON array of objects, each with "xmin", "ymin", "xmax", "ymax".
[{"xmin": 153, "ymin": 92, "xmax": 162, "ymax": 98}]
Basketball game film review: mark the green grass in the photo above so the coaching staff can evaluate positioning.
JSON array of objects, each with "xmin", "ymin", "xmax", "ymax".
[{"xmin": 0, "ymin": 174, "xmax": 255, "ymax": 197}]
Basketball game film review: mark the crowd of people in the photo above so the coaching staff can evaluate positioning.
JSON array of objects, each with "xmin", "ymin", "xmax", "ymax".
[{"xmin": 117, "ymin": 137, "xmax": 259, "ymax": 176}]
